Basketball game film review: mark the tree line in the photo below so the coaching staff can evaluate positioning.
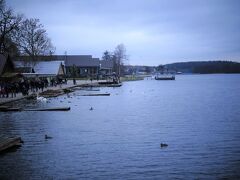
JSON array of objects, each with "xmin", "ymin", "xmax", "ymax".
[
  {"xmin": 164, "ymin": 61, "xmax": 240, "ymax": 74},
  {"xmin": 0, "ymin": 0, "xmax": 54, "ymax": 59}
]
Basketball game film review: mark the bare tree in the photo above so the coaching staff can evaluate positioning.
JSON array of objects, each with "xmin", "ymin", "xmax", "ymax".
[
  {"xmin": 114, "ymin": 44, "xmax": 128, "ymax": 76},
  {"xmin": 14, "ymin": 18, "xmax": 55, "ymax": 60},
  {"xmin": 0, "ymin": 0, "xmax": 22, "ymax": 54}
]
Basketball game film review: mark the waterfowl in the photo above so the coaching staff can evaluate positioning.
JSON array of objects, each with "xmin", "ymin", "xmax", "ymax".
[
  {"xmin": 160, "ymin": 143, "xmax": 168, "ymax": 147},
  {"xmin": 89, "ymin": 107, "xmax": 94, "ymax": 111},
  {"xmin": 45, "ymin": 135, "xmax": 53, "ymax": 139}
]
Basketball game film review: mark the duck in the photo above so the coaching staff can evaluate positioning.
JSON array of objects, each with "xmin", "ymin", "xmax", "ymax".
[
  {"xmin": 160, "ymin": 143, "xmax": 168, "ymax": 148},
  {"xmin": 45, "ymin": 134, "xmax": 53, "ymax": 139},
  {"xmin": 89, "ymin": 107, "xmax": 94, "ymax": 111}
]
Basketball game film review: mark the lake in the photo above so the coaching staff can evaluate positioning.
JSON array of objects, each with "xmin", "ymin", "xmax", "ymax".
[{"xmin": 0, "ymin": 74, "xmax": 240, "ymax": 179}]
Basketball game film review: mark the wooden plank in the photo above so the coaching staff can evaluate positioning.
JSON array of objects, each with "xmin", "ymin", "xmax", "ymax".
[
  {"xmin": 82, "ymin": 89, "xmax": 100, "ymax": 91},
  {"xmin": 0, "ymin": 137, "xmax": 23, "ymax": 152},
  {"xmin": 0, "ymin": 107, "xmax": 22, "ymax": 112},
  {"xmin": 107, "ymin": 84, "xmax": 122, "ymax": 87},
  {"xmin": 81, "ymin": 93, "xmax": 110, "ymax": 96},
  {"xmin": 24, "ymin": 107, "xmax": 71, "ymax": 111}
]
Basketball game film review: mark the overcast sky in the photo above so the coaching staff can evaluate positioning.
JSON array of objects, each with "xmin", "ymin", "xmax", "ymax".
[{"xmin": 8, "ymin": 0, "xmax": 240, "ymax": 65}]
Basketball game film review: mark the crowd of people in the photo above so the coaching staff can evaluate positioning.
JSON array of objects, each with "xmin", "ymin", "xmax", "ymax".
[{"xmin": 0, "ymin": 77, "xmax": 65, "ymax": 98}]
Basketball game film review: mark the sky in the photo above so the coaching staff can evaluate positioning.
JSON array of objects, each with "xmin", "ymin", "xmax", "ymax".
[{"xmin": 7, "ymin": 0, "xmax": 240, "ymax": 65}]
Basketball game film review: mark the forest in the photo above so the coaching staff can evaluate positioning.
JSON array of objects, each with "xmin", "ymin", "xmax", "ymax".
[{"xmin": 165, "ymin": 61, "xmax": 240, "ymax": 74}]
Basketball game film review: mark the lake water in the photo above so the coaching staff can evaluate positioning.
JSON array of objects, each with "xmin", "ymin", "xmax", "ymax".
[{"xmin": 0, "ymin": 74, "xmax": 240, "ymax": 179}]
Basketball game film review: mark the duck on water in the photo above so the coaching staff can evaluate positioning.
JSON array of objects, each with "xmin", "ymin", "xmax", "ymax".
[
  {"xmin": 160, "ymin": 143, "xmax": 168, "ymax": 148},
  {"xmin": 45, "ymin": 135, "xmax": 53, "ymax": 139}
]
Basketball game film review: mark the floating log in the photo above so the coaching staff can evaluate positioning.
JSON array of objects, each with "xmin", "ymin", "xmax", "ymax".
[
  {"xmin": 0, "ymin": 136, "xmax": 23, "ymax": 153},
  {"xmin": 81, "ymin": 93, "xmax": 110, "ymax": 96},
  {"xmin": 0, "ymin": 106, "xmax": 22, "ymax": 112},
  {"xmin": 63, "ymin": 89, "xmax": 74, "ymax": 93},
  {"xmin": 98, "ymin": 81, "xmax": 118, "ymax": 85},
  {"xmin": 80, "ymin": 83, "xmax": 98, "ymax": 87},
  {"xmin": 82, "ymin": 89, "xmax": 100, "ymax": 91},
  {"xmin": 107, "ymin": 84, "xmax": 122, "ymax": 87},
  {"xmin": 39, "ymin": 89, "xmax": 64, "ymax": 98},
  {"xmin": 24, "ymin": 107, "xmax": 71, "ymax": 111}
]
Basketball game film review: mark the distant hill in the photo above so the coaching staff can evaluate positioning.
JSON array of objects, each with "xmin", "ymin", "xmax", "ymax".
[{"xmin": 164, "ymin": 61, "xmax": 240, "ymax": 74}]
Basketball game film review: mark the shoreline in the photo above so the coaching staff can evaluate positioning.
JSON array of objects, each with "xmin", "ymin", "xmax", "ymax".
[
  {"xmin": 0, "ymin": 76, "xmax": 150, "ymax": 106},
  {"xmin": 0, "ymin": 80, "xmax": 104, "ymax": 106}
]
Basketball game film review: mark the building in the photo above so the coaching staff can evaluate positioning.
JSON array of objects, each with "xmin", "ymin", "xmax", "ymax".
[
  {"xmin": 14, "ymin": 55, "xmax": 114, "ymax": 78},
  {"xmin": 99, "ymin": 60, "xmax": 114, "ymax": 76},
  {"xmin": 14, "ymin": 60, "xmax": 65, "ymax": 80},
  {"xmin": 65, "ymin": 55, "xmax": 99, "ymax": 78}
]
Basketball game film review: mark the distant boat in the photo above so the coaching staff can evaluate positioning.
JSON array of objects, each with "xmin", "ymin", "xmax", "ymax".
[{"xmin": 155, "ymin": 73, "xmax": 175, "ymax": 80}]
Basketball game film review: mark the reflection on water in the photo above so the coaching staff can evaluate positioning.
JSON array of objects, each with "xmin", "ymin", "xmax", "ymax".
[{"xmin": 1, "ymin": 74, "xmax": 240, "ymax": 179}]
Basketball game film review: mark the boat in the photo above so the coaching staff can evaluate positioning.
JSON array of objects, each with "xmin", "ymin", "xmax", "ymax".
[{"xmin": 154, "ymin": 73, "xmax": 175, "ymax": 80}]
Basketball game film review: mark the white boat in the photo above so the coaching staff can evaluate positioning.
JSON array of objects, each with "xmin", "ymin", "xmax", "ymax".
[{"xmin": 155, "ymin": 73, "xmax": 175, "ymax": 80}]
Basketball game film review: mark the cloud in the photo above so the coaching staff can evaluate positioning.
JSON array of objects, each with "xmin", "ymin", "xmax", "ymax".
[{"xmin": 7, "ymin": 0, "xmax": 240, "ymax": 65}]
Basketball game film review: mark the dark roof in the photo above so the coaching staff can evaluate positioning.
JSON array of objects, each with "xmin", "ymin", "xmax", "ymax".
[
  {"xmin": 14, "ymin": 60, "xmax": 35, "ymax": 68},
  {"xmin": 14, "ymin": 55, "xmax": 114, "ymax": 69},
  {"xmin": 100, "ymin": 60, "xmax": 114, "ymax": 69},
  {"xmin": 65, "ymin": 55, "xmax": 99, "ymax": 67},
  {"xmin": 15, "ymin": 67, "xmax": 33, "ymax": 73},
  {"xmin": 0, "ymin": 54, "xmax": 7, "ymax": 75},
  {"xmin": 15, "ymin": 55, "xmax": 93, "ymax": 62},
  {"xmin": 14, "ymin": 55, "xmax": 66, "ymax": 61}
]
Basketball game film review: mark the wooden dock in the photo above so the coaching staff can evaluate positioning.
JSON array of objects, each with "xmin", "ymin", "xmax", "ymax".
[
  {"xmin": 0, "ymin": 136, "xmax": 23, "ymax": 153},
  {"xmin": 81, "ymin": 93, "xmax": 110, "ymax": 96},
  {"xmin": 24, "ymin": 107, "xmax": 71, "ymax": 111},
  {"xmin": 0, "ymin": 106, "xmax": 70, "ymax": 112}
]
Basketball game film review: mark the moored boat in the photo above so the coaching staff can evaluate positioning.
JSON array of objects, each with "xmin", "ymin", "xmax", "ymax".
[{"xmin": 155, "ymin": 73, "xmax": 175, "ymax": 80}]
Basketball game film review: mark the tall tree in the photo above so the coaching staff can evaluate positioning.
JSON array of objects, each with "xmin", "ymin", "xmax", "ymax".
[
  {"xmin": 102, "ymin": 50, "xmax": 112, "ymax": 61},
  {"xmin": 114, "ymin": 44, "xmax": 128, "ymax": 76},
  {"xmin": 14, "ymin": 18, "xmax": 55, "ymax": 60},
  {"xmin": 0, "ymin": 0, "xmax": 22, "ymax": 54}
]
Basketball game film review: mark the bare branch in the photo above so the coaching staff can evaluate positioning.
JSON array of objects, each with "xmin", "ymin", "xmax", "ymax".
[{"xmin": 13, "ymin": 18, "xmax": 55, "ymax": 60}]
